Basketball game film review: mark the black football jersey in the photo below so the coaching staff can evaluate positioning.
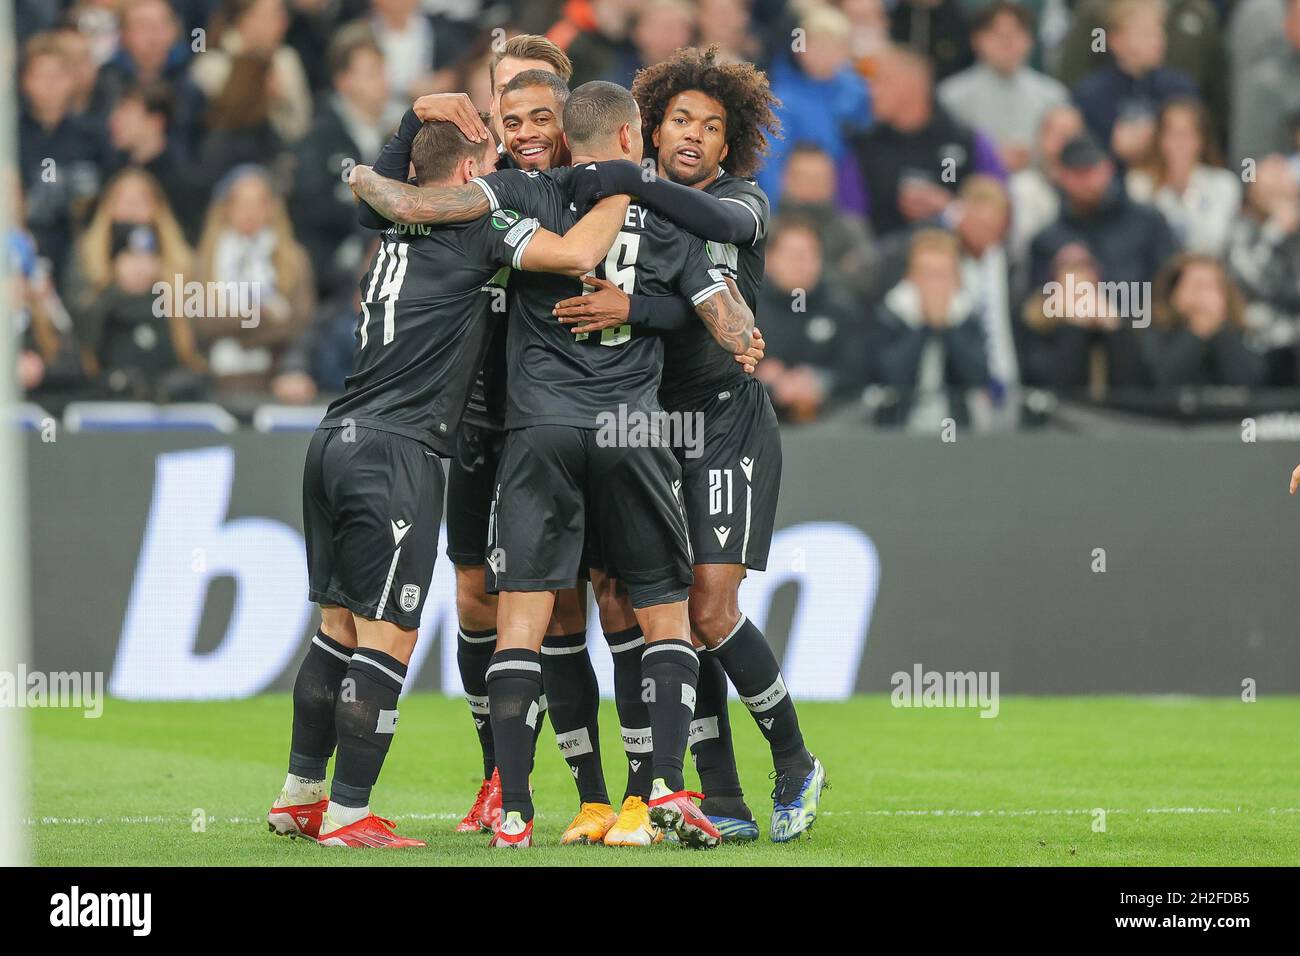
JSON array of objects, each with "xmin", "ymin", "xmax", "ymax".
[
  {"xmin": 658, "ymin": 172, "xmax": 770, "ymax": 410},
  {"xmin": 471, "ymin": 167, "xmax": 728, "ymax": 430},
  {"xmin": 462, "ymin": 146, "xmax": 522, "ymax": 431},
  {"xmin": 320, "ymin": 219, "xmax": 512, "ymax": 455}
]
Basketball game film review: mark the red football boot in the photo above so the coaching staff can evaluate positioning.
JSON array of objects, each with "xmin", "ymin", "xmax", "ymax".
[
  {"xmin": 479, "ymin": 768, "xmax": 503, "ymax": 831},
  {"xmin": 456, "ymin": 778, "xmax": 493, "ymax": 832},
  {"xmin": 487, "ymin": 810, "xmax": 533, "ymax": 848},
  {"xmin": 267, "ymin": 798, "xmax": 327, "ymax": 840},
  {"xmin": 318, "ymin": 814, "xmax": 427, "ymax": 848}
]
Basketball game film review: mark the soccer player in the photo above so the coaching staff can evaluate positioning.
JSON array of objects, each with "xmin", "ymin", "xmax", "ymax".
[
  {"xmin": 353, "ymin": 81, "xmax": 758, "ymax": 849},
  {"xmin": 551, "ymin": 46, "xmax": 828, "ymax": 842},
  {"xmin": 402, "ymin": 36, "xmax": 589, "ymax": 837},
  {"xmin": 267, "ymin": 118, "xmax": 631, "ymax": 848},
  {"xmin": 360, "ymin": 68, "xmax": 763, "ymax": 847}
]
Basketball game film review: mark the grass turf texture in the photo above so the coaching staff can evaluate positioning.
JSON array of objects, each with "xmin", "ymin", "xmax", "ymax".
[{"xmin": 25, "ymin": 694, "xmax": 1300, "ymax": 866}]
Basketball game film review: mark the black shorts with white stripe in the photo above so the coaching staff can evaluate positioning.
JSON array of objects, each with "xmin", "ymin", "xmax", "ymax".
[
  {"xmin": 673, "ymin": 375, "xmax": 782, "ymax": 570},
  {"xmin": 303, "ymin": 424, "xmax": 445, "ymax": 630}
]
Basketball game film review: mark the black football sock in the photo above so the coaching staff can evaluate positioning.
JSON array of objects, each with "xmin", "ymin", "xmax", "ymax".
[
  {"xmin": 713, "ymin": 615, "xmax": 813, "ymax": 777},
  {"xmin": 456, "ymin": 627, "xmax": 497, "ymax": 780},
  {"xmin": 486, "ymin": 647, "xmax": 543, "ymax": 821},
  {"xmin": 640, "ymin": 638, "xmax": 699, "ymax": 794},
  {"xmin": 542, "ymin": 631, "xmax": 609, "ymax": 805},
  {"xmin": 330, "ymin": 648, "xmax": 406, "ymax": 809},
  {"xmin": 690, "ymin": 650, "xmax": 745, "ymax": 800},
  {"xmin": 605, "ymin": 625, "xmax": 653, "ymax": 800},
  {"xmin": 288, "ymin": 630, "xmax": 353, "ymax": 781}
]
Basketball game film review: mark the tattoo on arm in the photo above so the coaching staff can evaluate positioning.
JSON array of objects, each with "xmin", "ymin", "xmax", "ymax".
[
  {"xmin": 694, "ymin": 285, "xmax": 754, "ymax": 354},
  {"xmin": 353, "ymin": 168, "xmax": 490, "ymax": 224}
]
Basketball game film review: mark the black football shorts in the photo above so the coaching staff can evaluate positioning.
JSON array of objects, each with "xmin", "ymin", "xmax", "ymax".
[
  {"xmin": 303, "ymin": 424, "xmax": 445, "ymax": 630},
  {"xmin": 485, "ymin": 424, "xmax": 692, "ymax": 608},
  {"xmin": 445, "ymin": 421, "xmax": 507, "ymax": 566},
  {"xmin": 674, "ymin": 376, "xmax": 781, "ymax": 570}
]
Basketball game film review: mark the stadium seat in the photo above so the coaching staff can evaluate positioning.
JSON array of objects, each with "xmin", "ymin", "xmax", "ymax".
[
  {"xmin": 251, "ymin": 404, "xmax": 329, "ymax": 433},
  {"xmin": 63, "ymin": 402, "xmax": 238, "ymax": 433}
]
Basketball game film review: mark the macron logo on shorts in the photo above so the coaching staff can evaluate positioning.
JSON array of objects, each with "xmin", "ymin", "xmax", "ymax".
[{"xmin": 391, "ymin": 518, "xmax": 411, "ymax": 545}]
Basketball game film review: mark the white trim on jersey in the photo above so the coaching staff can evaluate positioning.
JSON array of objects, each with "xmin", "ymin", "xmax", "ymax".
[
  {"xmin": 510, "ymin": 223, "xmax": 540, "ymax": 270},
  {"xmin": 719, "ymin": 195, "xmax": 763, "ymax": 244},
  {"xmin": 470, "ymin": 177, "xmax": 499, "ymax": 210},
  {"xmin": 689, "ymin": 281, "xmax": 729, "ymax": 306}
]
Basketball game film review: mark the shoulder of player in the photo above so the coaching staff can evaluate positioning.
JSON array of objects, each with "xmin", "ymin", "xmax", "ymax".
[{"xmin": 706, "ymin": 171, "xmax": 767, "ymax": 204}]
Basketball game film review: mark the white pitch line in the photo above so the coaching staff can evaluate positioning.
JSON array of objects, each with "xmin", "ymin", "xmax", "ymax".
[{"xmin": 22, "ymin": 807, "xmax": 1300, "ymax": 825}]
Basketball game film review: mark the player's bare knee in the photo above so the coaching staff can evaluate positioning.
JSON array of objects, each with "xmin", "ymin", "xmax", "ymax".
[
  {"xmin": 354, "ymin": 617, "xmax": 419, "ymax": 664},
  {"xmin": 455, "ymin": 564, "xmax": 497, "ymax": 631},
  {"xmin": 546, "ymin": 585, "xmax": 588, "ymax": 636},
  {"xmin": 319, "ymin": 605, "xmax": 358, "ymax": 648},
  {"xmin": 687, "ymin": 590, "xmax": 740, "ymax": 649},
  {"xmin": 594, "ymin": 578, "xmax": 637, "ymax": 633}
]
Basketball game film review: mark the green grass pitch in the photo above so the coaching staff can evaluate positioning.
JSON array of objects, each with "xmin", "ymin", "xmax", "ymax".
[{"xmin": 24, "ymin": 694, "xmax": 1300, "ymax": 866}]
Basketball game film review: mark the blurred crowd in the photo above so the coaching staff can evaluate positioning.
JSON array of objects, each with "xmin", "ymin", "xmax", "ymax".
[{"xmin": 9, "ymin": 0, "xmax": 1300, "ymax": 427}]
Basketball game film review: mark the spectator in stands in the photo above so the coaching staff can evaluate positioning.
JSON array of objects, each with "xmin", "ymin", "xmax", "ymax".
[
  {"xmin": 760, "ymin": 4, "xmax": 872, "ymax": 206},
  {"xmin": 615, "ymin": 0, "xmax": 698, "ymax": 86},
  {"xmin": 369, "ymin": 0, "xmax": 476, "ymax": 111},
  {"xmin": 68, "ymin": 167, "xmax": 194, "ymax": 317},
  {"xmin": 1228, "ymin": 0, "xmax": 1288, "ymax": 161},
  {"xmin": 1008, "ymin": 103, "xmax": 1083, "ymax": 265},
  {"xmin": 1058, "ymin": 0, "xmax": 1227, "ymax": 140},
  {"xmin": 291, "ymin": 22, "xmax": 398, "ymax": 300},
  {"xmin": 1126, "ymin": 97, "xmax": 1241, "ymax": 257},
  {"xmin": 1016, "ymin": 241, "xmax": 1135, "ymax": 392},
  {"xmin": 779, "ymin": 141, "xmax": 878, "ymax": 298},
  {"xmin": 554, "ymin": 0, "xmax": 638, "ymax": 89},
  {"xmin": 1142, "ymin": 254, "xmax": 1265, "ymax": 386},
  {"xmin": 18, "ymin": 32, "xmax": 110, "ymax": 282},
  {"xmin": 840, "ymin": 45, "xmax": 1004, "ymax": 237},
  {"xmin": 838, "ymin": 0, "xmax": 891, "ymax": 79},
  {"xmin": 697, "ymin": 0, "xmax": 764, "ymax": 65},
  {"xmin": 107, "ymin": 83, "xmax": 209, "ymax": 240},
  {"xmin": 79, "ymin": 221, "xmax": 209, "ymax": 401},
  {"xmin": 93, "ymin": 0, "xmax": 208, "ymax": 157},
  {"xmin": 192, "ymin": 0, "xmax": 313, "ymax": 174},
  {"xmin": 8, "ymin": 198, "xmax": 85, "ymax": 405},
  {"xmin": 937, "ymin": 2, "xmax": 1069, "ymax": 174},
  {"xmin": 193, "ymin": 166, "xmax": 316, "ymax": 402},
  {"xmin": 1226, "ymin": 154, "xmax": 1300, "ymax": 367},
  {"xmin": 52, "ymin": 25, "xmax": 100, "ymax": 117},
  {"xmin": 954, "ymin": 175, "xmax": 1019, "ymax": 390},
  {"xmin": 1028, "ymin": 132, "xmax": 1179, "ymax": 291},
  {"xmin": 888, "ymin": 0, "xmax": 973, "ymax": 81},
  {"xmin": 873, "ymin": 228, "xmax": 989, "ymax": 427},
  {"xmin": 282, "ymin": 0, "xmax": 354, "ymax": 92},
  {"xmin": 1231, "ymin": 0, "xmax": 1300, "ymax": 167},
  {"xmin": 1071, "ymin": 0, "xmax": 1198, "ymax": 163},
  {"xmin": 755, "ymin": 215, "xmax": 866, "ymax": 422}
]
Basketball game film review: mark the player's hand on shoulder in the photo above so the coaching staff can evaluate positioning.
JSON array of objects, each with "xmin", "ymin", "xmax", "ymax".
[
  {"xmin": 348, "ymin": 164, "xmax": 372, "ymax": 200},
  {"xmin": 412, "ymin": 93, "xmax": 489, "ymax": 143},
  {"xmin": 736, "ymin": 327, "xmax": 765, "ymax": 374},
  {"xmin": 1289, "ymin": 464, "xmax": 1300, "ymax": 494},
  {"xmin": 553, "ymin": 276, "xmax": 630, "ymax": 334}
]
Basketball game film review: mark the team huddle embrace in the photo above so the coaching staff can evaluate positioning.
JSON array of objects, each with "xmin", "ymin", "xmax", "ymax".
[{"xmin": 266, "ymin": 38, "xmax": 827, "ymax": 851}]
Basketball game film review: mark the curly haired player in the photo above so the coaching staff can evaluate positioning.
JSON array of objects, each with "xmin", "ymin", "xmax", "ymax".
[{"xmin": 552, "ymin": 46, "xmax": 827, "ymax": 843}]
